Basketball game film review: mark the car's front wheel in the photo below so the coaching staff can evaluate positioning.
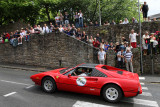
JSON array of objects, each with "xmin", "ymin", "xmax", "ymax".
[
  {"xmin": 42, "ymin": 77, "xmax": 56, "ymax": 93},
  {"xmin": 102, "ymin": 84, "xmax": 123, "ymax": 103}
]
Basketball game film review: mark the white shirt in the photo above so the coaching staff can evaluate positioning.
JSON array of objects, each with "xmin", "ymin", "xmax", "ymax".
[
  {"xmin": 142, "ymin": 34, "xmax": 149, "ymax": 44},
  {"xmin": 153, "ymin": 40, "xmax": 158, "ymax": 47},
  {"xmin": 100, "ymin": 44, "xmax": 105, "ymax": 49},
  {"xmin": 117, "ymin": 51, "xmax": 124, "ymax": 61},
  {"xmin": 78, "ymin": 13, "xmax": 83, "ymax": 18},
  {"xmin": 123, "ymin": 20, "xmax": 129, "ymax": 24},
  {"xmin": 129, "ymin": 33, "xmax": 137, "ymax": 42},
  {"xmin": 20, "ymin": 32, "xmax": 25, "ymax": 37},
  {"xmin": 59, "ymin": 27, "xmax": 64, "ymax": 32},
  {"xmin": 124, "ymin": 51, "xmax": 133, "ymax": 60},
  {"xmin": 38, "ymin": 27, "xmax": 43, "ymax": 32},
  {"xmin": 79, "ymin": 73, "xmax": 87, "ymax": 76},
  {"xmin": 43, "ymin": 26, "xmax": 49, "ymax": 33},
  {"xmin": 55, "ymin": 16, "xmax": 60, "ymax": 22},
  {"xmin": 98, "ymin": 51, "xmax": 106, "ymax": 60}
]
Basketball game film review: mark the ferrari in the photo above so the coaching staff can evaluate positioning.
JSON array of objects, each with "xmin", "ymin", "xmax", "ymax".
[{"xmin": 30, "ymin": 63, "xmax": 142, "ymax": 103}]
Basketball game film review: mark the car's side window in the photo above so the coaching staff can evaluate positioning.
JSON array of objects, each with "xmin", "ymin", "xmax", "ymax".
[{"xmin": 91, "ymin": 69, "xmax": 107, "ymax": 77}]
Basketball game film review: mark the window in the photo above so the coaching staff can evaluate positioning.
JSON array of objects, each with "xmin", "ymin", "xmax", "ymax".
[
  {"xmin": 64, "ymin": 67, "xmax": 93, "ymax": 77},
  {"xmin": 91, "ymin": 69, "xmax": 107, "ymax": 77}
]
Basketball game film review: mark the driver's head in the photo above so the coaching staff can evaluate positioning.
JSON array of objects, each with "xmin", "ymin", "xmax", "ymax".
[{"xmin": 82, "ymin": 68, "xmax": 87, "ymax": 73}]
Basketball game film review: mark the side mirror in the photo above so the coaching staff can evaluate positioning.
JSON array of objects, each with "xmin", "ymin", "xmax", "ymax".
[{"xmin": 68, "ymin": 74, "xmax": 71, "ymax": 77}]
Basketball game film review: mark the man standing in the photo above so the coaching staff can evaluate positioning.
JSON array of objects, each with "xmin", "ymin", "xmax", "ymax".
[
  {"xmin": 129, "ymin": 29, "xmax": 138, "ymax": 48},
  {"xmin": 64, "ymin": 12, "xmax": 69, "ymax": 26},
  {"xmin": 78, "ymin": 10, "xmax": 83, "ymax": 28},
  {"xmin": 43, "ymin": 24, "xmax": 49, "ymax": 34},
  {"xmin": 96, "ymin": 33, "xmax": 102, "ymax": 43},
  {"xmin": 55, "ymin": 14, "xmax": 60, "ymax": 26},
  {"xmin": 117, "ymin": 49, "xmax": 124, "ymax": 69},
  {"xmin": 124, "ymin": 48, "xmax": 133, "ymax": 73},
  {"xmin": 98, "ymin": 48, "xmax": 106, "ymax": 64},
  {"xmin": 140, "ymin": 2, "xmax": 149, "ymax": 21}
]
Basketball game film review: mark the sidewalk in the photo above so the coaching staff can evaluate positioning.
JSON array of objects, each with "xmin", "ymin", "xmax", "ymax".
[{"xmin": 0, "ymin": 63, "xmax": 52, "ymax": 72}]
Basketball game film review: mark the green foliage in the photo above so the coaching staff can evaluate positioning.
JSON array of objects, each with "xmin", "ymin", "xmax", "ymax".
[{"xmin": 0, "ymin": 0, "xmax": 140, "ymax": 26}]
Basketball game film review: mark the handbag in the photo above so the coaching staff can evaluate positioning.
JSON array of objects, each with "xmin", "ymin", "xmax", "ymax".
[{"xmin": 5, "ymin": 39, "xmax": 8, "ymax": 42}]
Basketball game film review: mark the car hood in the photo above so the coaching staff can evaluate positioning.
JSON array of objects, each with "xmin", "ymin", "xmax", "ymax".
[{"xmin": 45, "ymin": 68, "xmax": 66, "ymax": 74}]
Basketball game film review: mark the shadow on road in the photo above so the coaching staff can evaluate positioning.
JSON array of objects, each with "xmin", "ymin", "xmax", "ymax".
[{"xmin": 24, "ymin": 85, "xmax": 135, "ymax": 107}]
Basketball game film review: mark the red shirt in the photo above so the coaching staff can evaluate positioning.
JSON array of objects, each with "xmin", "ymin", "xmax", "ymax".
[
  {"xmin": 93, "ymin": 41, "xmax": 100, "ymax": 48},
  {"xmin": 5, "ymin": 33, "xmax": 10, "ymax": 39}
]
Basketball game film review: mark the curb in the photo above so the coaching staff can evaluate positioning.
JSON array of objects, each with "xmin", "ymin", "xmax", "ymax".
[{"xmin": 0, "ymin": 65, "xmax": 48, "ymax": 72}]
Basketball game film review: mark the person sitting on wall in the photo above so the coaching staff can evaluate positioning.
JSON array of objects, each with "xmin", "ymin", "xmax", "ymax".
[{"xmin": 129, "ymin": 29, "xmax": 139, "ymax": 48}]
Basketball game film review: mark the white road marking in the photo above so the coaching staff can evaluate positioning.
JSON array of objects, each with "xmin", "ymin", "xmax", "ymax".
[
  {"xmin": 0, "ymin": 80, "xmax": 31, "ymax": 86},
  {"xmin": 142, "ymin": 87, "xmax": 148, "ymax": 90},
  {"xmin": 140, "ymin": 92, "xmax": 152, "ymax": 96},
  {"xmin": 122, "ymin": 98, "xmax": 159, "ymax": 107},
  {"xmin": 140, "ymin": 82, "xmax": 145, "ymax": 85},
  {"xmin": 72, "ymin": 101, "xmax": 114, "ymax": 107},
  {"xmin": 26, "ymin": 85, "xmax": 34, "ymax": 89},
  {"xmin": 139, "ymin": 77, "xmax": 145, "ymax": 80},
  {"xmin": 3, "ymin": 92, "xmax": 17, "ymax": 97}
]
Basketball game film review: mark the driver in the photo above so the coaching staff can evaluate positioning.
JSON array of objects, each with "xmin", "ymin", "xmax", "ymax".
[{"xmin": 74, "ymin": 68, "xmax": 88, "ymax": 76}]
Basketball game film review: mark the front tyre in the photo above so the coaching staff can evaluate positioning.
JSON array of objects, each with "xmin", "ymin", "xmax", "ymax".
[
  {"xmin": 42, "ymin": 77, "xmax": 56, "ymax": 93},
  {"xmin": 102, "ymin": 84, "xmax": 122, "ymax": 103}
]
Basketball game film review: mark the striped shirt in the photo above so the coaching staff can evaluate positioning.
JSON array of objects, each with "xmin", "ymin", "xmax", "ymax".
[{"xmin": 124, "ymin": 52, "xmax": 133, "ymax": 60}]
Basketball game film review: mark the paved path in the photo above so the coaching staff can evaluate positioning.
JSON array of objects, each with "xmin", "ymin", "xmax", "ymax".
[{"xmin": 0, "ymin": 67, "xmax": 159, "ymax": 107}]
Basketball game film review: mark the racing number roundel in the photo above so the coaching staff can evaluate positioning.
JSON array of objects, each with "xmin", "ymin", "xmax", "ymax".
[{"xmin": 76, "ymin": 77, "xmax": 86, "ymax": 86}]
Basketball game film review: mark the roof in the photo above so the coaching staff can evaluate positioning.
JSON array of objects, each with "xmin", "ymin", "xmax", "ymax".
[{"xmin": 78, "ymin": 63, "xmax": 99, "ymax": 68}]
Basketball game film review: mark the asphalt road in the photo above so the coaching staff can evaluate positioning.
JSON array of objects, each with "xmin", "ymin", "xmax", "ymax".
[{"xmin": 0, "ymin": 67, "xmax": 159, "ymax": 107}]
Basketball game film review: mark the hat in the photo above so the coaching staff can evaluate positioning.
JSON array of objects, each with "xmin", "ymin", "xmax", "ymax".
[{"xmin": 151, "ymin": 33, "xmax": 155, "ymax": 35}]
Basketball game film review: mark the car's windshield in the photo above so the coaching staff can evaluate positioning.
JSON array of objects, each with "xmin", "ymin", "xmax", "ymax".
[{"xmin": 59, "ymin": 66, "xmax": 75, "ymax": 74}]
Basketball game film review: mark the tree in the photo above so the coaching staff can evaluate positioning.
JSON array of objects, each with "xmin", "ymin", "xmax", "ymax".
[{"xmin": 0, "ymin": 0, "xmax": 140, "ymax": 26}]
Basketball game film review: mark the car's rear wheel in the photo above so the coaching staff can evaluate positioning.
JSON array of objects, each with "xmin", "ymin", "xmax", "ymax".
[
  {"xmin": 42, "ymin": 77, "xmax": 56, "ymax": 93},
  {"xmin": 102, "ymin": 84, "xmax": 122, "ymax": 103}
]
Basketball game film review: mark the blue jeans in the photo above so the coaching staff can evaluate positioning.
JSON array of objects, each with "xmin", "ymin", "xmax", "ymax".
[
  {"xmin": 79, "ymin": 17, "xmax": 83, "ymax": 27},
  {"xmin": 25, "ymin": 35, "xmax": 30, "ymax": 41},
  {"xmin": 75, "ymin": 22, "xmax": 79, "ymax": 28}
]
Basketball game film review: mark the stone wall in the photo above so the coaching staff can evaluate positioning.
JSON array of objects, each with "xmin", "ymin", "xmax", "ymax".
[
  {"xmin": 143, "ymin": 54, "xmax": 160, "ymax": 74},
  {"xmin": 0, "ymin": 33, "xmax": 98, "ymax": 68},
  {"xmin": 106, "ymin": 48, "xmax": 141, "ymax": 74},
  {"xmin": 82, "ymin": 21, "xmax": 160, "ymax": 43},
  {"xmin": 0, "ymin": 21, "xmax": 160, "ymax": 74},
  {"xmin": 82, "ymin": 21, "xmax": 160, "ymax": 74},
  {"xmin": 0, "ymin": 21, "xmax": 28, "ymax": 34}
]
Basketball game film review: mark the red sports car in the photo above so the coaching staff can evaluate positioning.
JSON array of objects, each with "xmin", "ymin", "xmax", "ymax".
[{"xmin": 30, "ymin": 63, "xmax": 142, "ymax": 103}]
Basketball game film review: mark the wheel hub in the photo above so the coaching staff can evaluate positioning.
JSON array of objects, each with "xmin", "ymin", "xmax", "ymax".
[
  {"xmin": 44, "ymin": 80, "xmax": 53, "ymax": 91},
  {"xmin": 106, "ymin": 87, "xmax": 118, "ymax": 101}
]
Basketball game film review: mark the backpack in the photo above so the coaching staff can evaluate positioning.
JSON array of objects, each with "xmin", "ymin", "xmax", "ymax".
[{"xmin": 12, "ymin": 38, "xmax": 18, "ymax": 47}]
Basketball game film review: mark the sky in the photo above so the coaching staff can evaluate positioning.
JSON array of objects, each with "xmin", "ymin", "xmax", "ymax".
[{"xmin": 140, "ymin": 0, "xmax": 160, "ymax": 16}]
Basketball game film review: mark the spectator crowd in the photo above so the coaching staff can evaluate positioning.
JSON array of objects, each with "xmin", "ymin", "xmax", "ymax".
[{"xmin": 0, "ymin": 4, "xmax": 160, "ymax": 72}]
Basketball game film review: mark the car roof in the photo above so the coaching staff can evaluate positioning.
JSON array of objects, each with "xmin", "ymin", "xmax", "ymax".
[{"xmin": 78, "ymin": 63, "xmax": 100, "ymax": 68}]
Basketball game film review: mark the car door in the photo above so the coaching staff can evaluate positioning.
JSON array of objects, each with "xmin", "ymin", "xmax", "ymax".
[
  {"xmin": 57, "ymin": 67, "xmax": 105, "ymax": 95},
  {"xmin": 57, "ymin": 67, "xmax": 84, "ymax": 92}
]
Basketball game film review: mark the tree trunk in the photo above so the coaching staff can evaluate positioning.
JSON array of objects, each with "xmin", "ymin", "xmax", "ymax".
[
  {"xmin": 45, "ymin": 5, "xmax": 51, "ymax": 22},
  {"xmin": 91, "ymin": 0, "xmax": 98, "ymax": 22}
]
